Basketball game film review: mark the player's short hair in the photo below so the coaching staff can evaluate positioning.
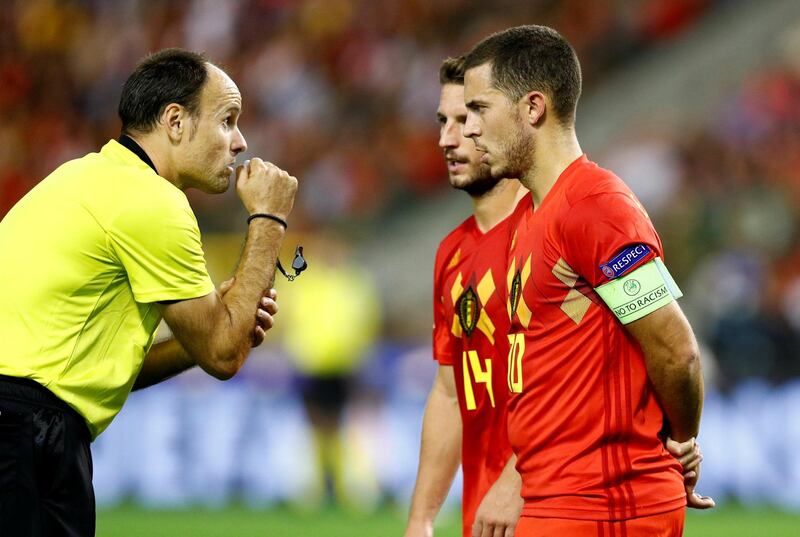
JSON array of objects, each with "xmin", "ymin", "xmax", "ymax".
[
  {"xmin": 118, "ymin": 48, "xmax": 209, "ymax": 134},
  {"xmin": 464, "ymin": 25, "xmax": 582, "ymax": 124},
  {"xmin": 439, "ymin": 55, "xmax": 466, "ymax": 85}
]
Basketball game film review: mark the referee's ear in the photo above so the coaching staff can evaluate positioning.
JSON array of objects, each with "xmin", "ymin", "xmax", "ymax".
[{"xmin": 162, "ymin": 102, "xmax": 188, "ymax": 142}]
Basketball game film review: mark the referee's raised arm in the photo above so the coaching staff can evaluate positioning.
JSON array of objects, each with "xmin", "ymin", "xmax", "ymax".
[
  {"xmin": 118, "ymin": 55, "xmax": 298, "ymax": 387},
  {"xmin": 158, "ymin": 158, "xmax": 297, "ymax": 380}
]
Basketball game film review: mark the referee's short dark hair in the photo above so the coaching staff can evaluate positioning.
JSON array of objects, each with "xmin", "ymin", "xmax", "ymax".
[
  {"xmin": 439, "ymin": 55, "xmax": 466, "ymax": 86},
  {"xmin": 118, "ymin": 48, "xmax": 209, "ymax": 134},
  {"xmin": 464, "ymin": 25, "xmax": 582, "ymax": 124}
]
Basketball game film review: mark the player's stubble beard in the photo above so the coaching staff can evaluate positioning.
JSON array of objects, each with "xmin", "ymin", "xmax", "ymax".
[
  {"xmin": 454, "ymin": 163, "xmax": 501, "ymax": 197},
  {"xmin": 492, "ymin": 113, "xmax": 534, "ymax": 182}
]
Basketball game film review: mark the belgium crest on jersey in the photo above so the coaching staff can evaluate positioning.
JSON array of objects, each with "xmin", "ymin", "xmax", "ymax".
[
  {"xmin": 509, "ymin": 270, "xmax": 522, "ymax": 316},
  {"xmin": 458, "ymin": 286, "xmax": 478, "ymax": 337}
]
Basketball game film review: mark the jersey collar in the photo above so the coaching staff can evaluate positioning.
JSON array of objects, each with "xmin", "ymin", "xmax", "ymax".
[
  {"xmin": 536, "ymin": 154, "xmax": 587, "ymax": 212},
  {"xmin": 117, "ymin": 135, "xmax": 158, "ymax": 175}
]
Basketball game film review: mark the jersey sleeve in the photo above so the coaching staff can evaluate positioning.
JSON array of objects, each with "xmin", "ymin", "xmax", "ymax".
[
  {"xmin": 432, "ymin": 246, "xmax": 458, "ymax": 366},
  {"xmin": 561, "ymin": 192, "xmax": 663, "ymax": 288},
  {"xmin": 107, "ymin": 193, "xmax": 215, "ymax": 303}
]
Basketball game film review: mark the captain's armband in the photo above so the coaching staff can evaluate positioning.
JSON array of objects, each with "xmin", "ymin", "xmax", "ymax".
[{"xmin": 594, "ymin": 258, "xmax": 683, "ymax": 324}]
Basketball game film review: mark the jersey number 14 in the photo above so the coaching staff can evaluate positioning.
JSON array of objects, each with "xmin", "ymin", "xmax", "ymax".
[{"xmin": 462, "ymin": 350, "xmax": 495, "ymax": 410}]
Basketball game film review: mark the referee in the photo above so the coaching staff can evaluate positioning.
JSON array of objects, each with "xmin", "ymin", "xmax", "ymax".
[{"xmin": 0, "ymin": 49, "xmax": 297, "ymax": 535}]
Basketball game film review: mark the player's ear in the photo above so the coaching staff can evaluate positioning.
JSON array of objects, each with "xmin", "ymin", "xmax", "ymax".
[
  {"xmin": 161, "ymin": 103, "xmax": 186, "ymax": 143},
  {"xmin": 521, "ymin": 91, "xmax": 546, "ymax": 127}
]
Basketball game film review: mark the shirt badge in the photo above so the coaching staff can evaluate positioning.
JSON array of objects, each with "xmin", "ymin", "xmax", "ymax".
[
  {"xmin": 599, "ymin": 244, "xmax": 651, "ymax": 280},
  {"xmin": 509, "ymin": 270, "xmax": 522, "ymax": 316},
  {"xmin": 458, "ymin": 286, "xmax": 478, "ymax": 337}
]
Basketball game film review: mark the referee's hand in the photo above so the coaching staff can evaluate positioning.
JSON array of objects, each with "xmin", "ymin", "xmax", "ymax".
[
  {"xmin": 219, "ymin": 278, "xmax": 278, "ymax": 347},
  {"xmin": 235, "ymin": 158, "xmax": 297, "ymax": 223}
]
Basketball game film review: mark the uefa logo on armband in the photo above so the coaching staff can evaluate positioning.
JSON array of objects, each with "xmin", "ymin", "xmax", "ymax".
[
  {"xmin": 623, "ymin": 279, "xmax": 641, "ymax": 296},
  {"xmin": 601, "ymin": 265, "xmax": 615, "ymax": 279}
]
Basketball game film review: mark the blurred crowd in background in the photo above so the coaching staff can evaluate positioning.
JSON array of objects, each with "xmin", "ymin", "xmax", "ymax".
[
  {"xmin": 601, "ymin": 50, "xmax": 800, "ymax": 388},
  {"xmin": 0, "ymin": 0, "xmax": 714, "ymax": 228},
  {"xmin": 2, "ymin": 0, "xmax": 800, "ymax": 510}
]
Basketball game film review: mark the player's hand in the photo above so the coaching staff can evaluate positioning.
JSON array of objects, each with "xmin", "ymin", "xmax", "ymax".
[
  {"xmin": 682, "ymin": 462, "xmax": 715, "ymax": 509},
  {"xmin": 471, "ymin": 470, "xmax": 523, "ymax": 537},
  {"xmin": 402, "ymin": 518, "xmax": 434, "ymax": 537},
  {"xmin": 666, "ymin": 437, "xmax": 715, "ymax": 510},
  {"xmin": 219, "ymin": 279, "xmax": 278, "ymax": 347},
  {"xmin": 666, "ymin": 437, "xmax": 701, "ymax": 471},
  {"xmin": 235, "ymin": 158, "xmax": 297, "ymax": 221}
]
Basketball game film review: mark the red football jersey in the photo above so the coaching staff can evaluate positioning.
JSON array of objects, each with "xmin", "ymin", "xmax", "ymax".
[
  {"xmin": 432, "ymin": 193, "xmax": 532, "ymax": 536},
  {"xmin": 506, "ymin": 156, "xmax": 685, "ymax": 521}
]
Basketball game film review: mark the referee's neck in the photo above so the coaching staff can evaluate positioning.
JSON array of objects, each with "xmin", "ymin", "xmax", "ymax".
[
  {"xmin": 118, "ymin": 134, "xmax": 158, "ymax": 175},
  {"xmin": 122, "ymin": 132, "xmax": 179, "ymax": 188}
]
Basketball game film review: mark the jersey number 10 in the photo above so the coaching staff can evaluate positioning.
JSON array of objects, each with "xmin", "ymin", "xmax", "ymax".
[
  {"xmin": 462, "ymin": 350, "xmax": 495, "ymax": 410},
  {"xmin": 507, "ymin": 333, "xmax": 525, "ymax": 393}
]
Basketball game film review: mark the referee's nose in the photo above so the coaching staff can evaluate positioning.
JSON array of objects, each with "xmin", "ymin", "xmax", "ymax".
[{"xmin": 232, "ymin": 126, "xmax": 247, "ymax": 155}]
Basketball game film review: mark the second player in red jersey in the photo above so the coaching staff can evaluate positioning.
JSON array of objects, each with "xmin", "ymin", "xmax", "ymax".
[
  {"xmin": 405, "ymin": 56, "xmax": 529, "ymax": 537},
  {"xmin": 433, "ymin": 187, "xmax": 531, "ymax": 536}
]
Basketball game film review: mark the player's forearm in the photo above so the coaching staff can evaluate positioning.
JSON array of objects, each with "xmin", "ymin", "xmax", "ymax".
[
  {"xmin": 407, "ymin": 388, "xmax": 462, "ymax": 524},
  {"xmin": 645, "ymin": 342, "xmax": 703, "ymax": 441},
  {"xmin": 206, "ymin": 219, "xmax": 285, "ymax": 377},
  {"xmin": 497, "ymin": 453, "xmax": 520, "ymax": 487},
  {"xmin": 629, "ymin": 305, "xmax": 704, "ymax": 441},
  {"xmin": 482, "ymin": 453, "xmax": 521, "ymax": 507},
  {"xmin": 133, "ymin": 338, "xmax": 194, "ymax": 391}
]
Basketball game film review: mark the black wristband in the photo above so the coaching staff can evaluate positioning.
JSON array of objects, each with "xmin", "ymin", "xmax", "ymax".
[{"xmin": 247, "ymin": 213, "xmax": 288, "ymax": 229}]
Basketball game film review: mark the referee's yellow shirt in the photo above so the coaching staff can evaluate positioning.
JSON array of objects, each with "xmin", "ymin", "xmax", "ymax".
[{"xmin": 0, "ymin": 140, "xmax": 214, "ymax": 439}]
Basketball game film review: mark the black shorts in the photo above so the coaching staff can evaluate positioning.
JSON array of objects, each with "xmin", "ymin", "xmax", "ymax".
[
  {"xmin": 298, "ymin": 375, "xmax": 351, "ymax": 413},
  {"xmin": 0, "ymin": 375, "xmax": 94, "ymax": 537}
]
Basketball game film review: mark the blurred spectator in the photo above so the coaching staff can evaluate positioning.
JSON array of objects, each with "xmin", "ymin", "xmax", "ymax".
[{"xmin": 274, "ymin": 233, "xmax": 381, "ymax": 510}]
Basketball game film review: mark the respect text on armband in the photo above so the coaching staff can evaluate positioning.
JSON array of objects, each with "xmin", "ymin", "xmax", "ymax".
[{"xmin": 600, "ymin": 244, "xmax": 651, "ymax": 279}]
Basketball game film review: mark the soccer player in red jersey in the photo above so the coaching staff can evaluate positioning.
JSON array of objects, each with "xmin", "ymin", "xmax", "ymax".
[
  {"xmin": 404, "ymin": 56, "xmax": 530, "ymax": 537},
  {"xmin": 461, "ymin": 26, "xmax": 714, "ymax": 536}
]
